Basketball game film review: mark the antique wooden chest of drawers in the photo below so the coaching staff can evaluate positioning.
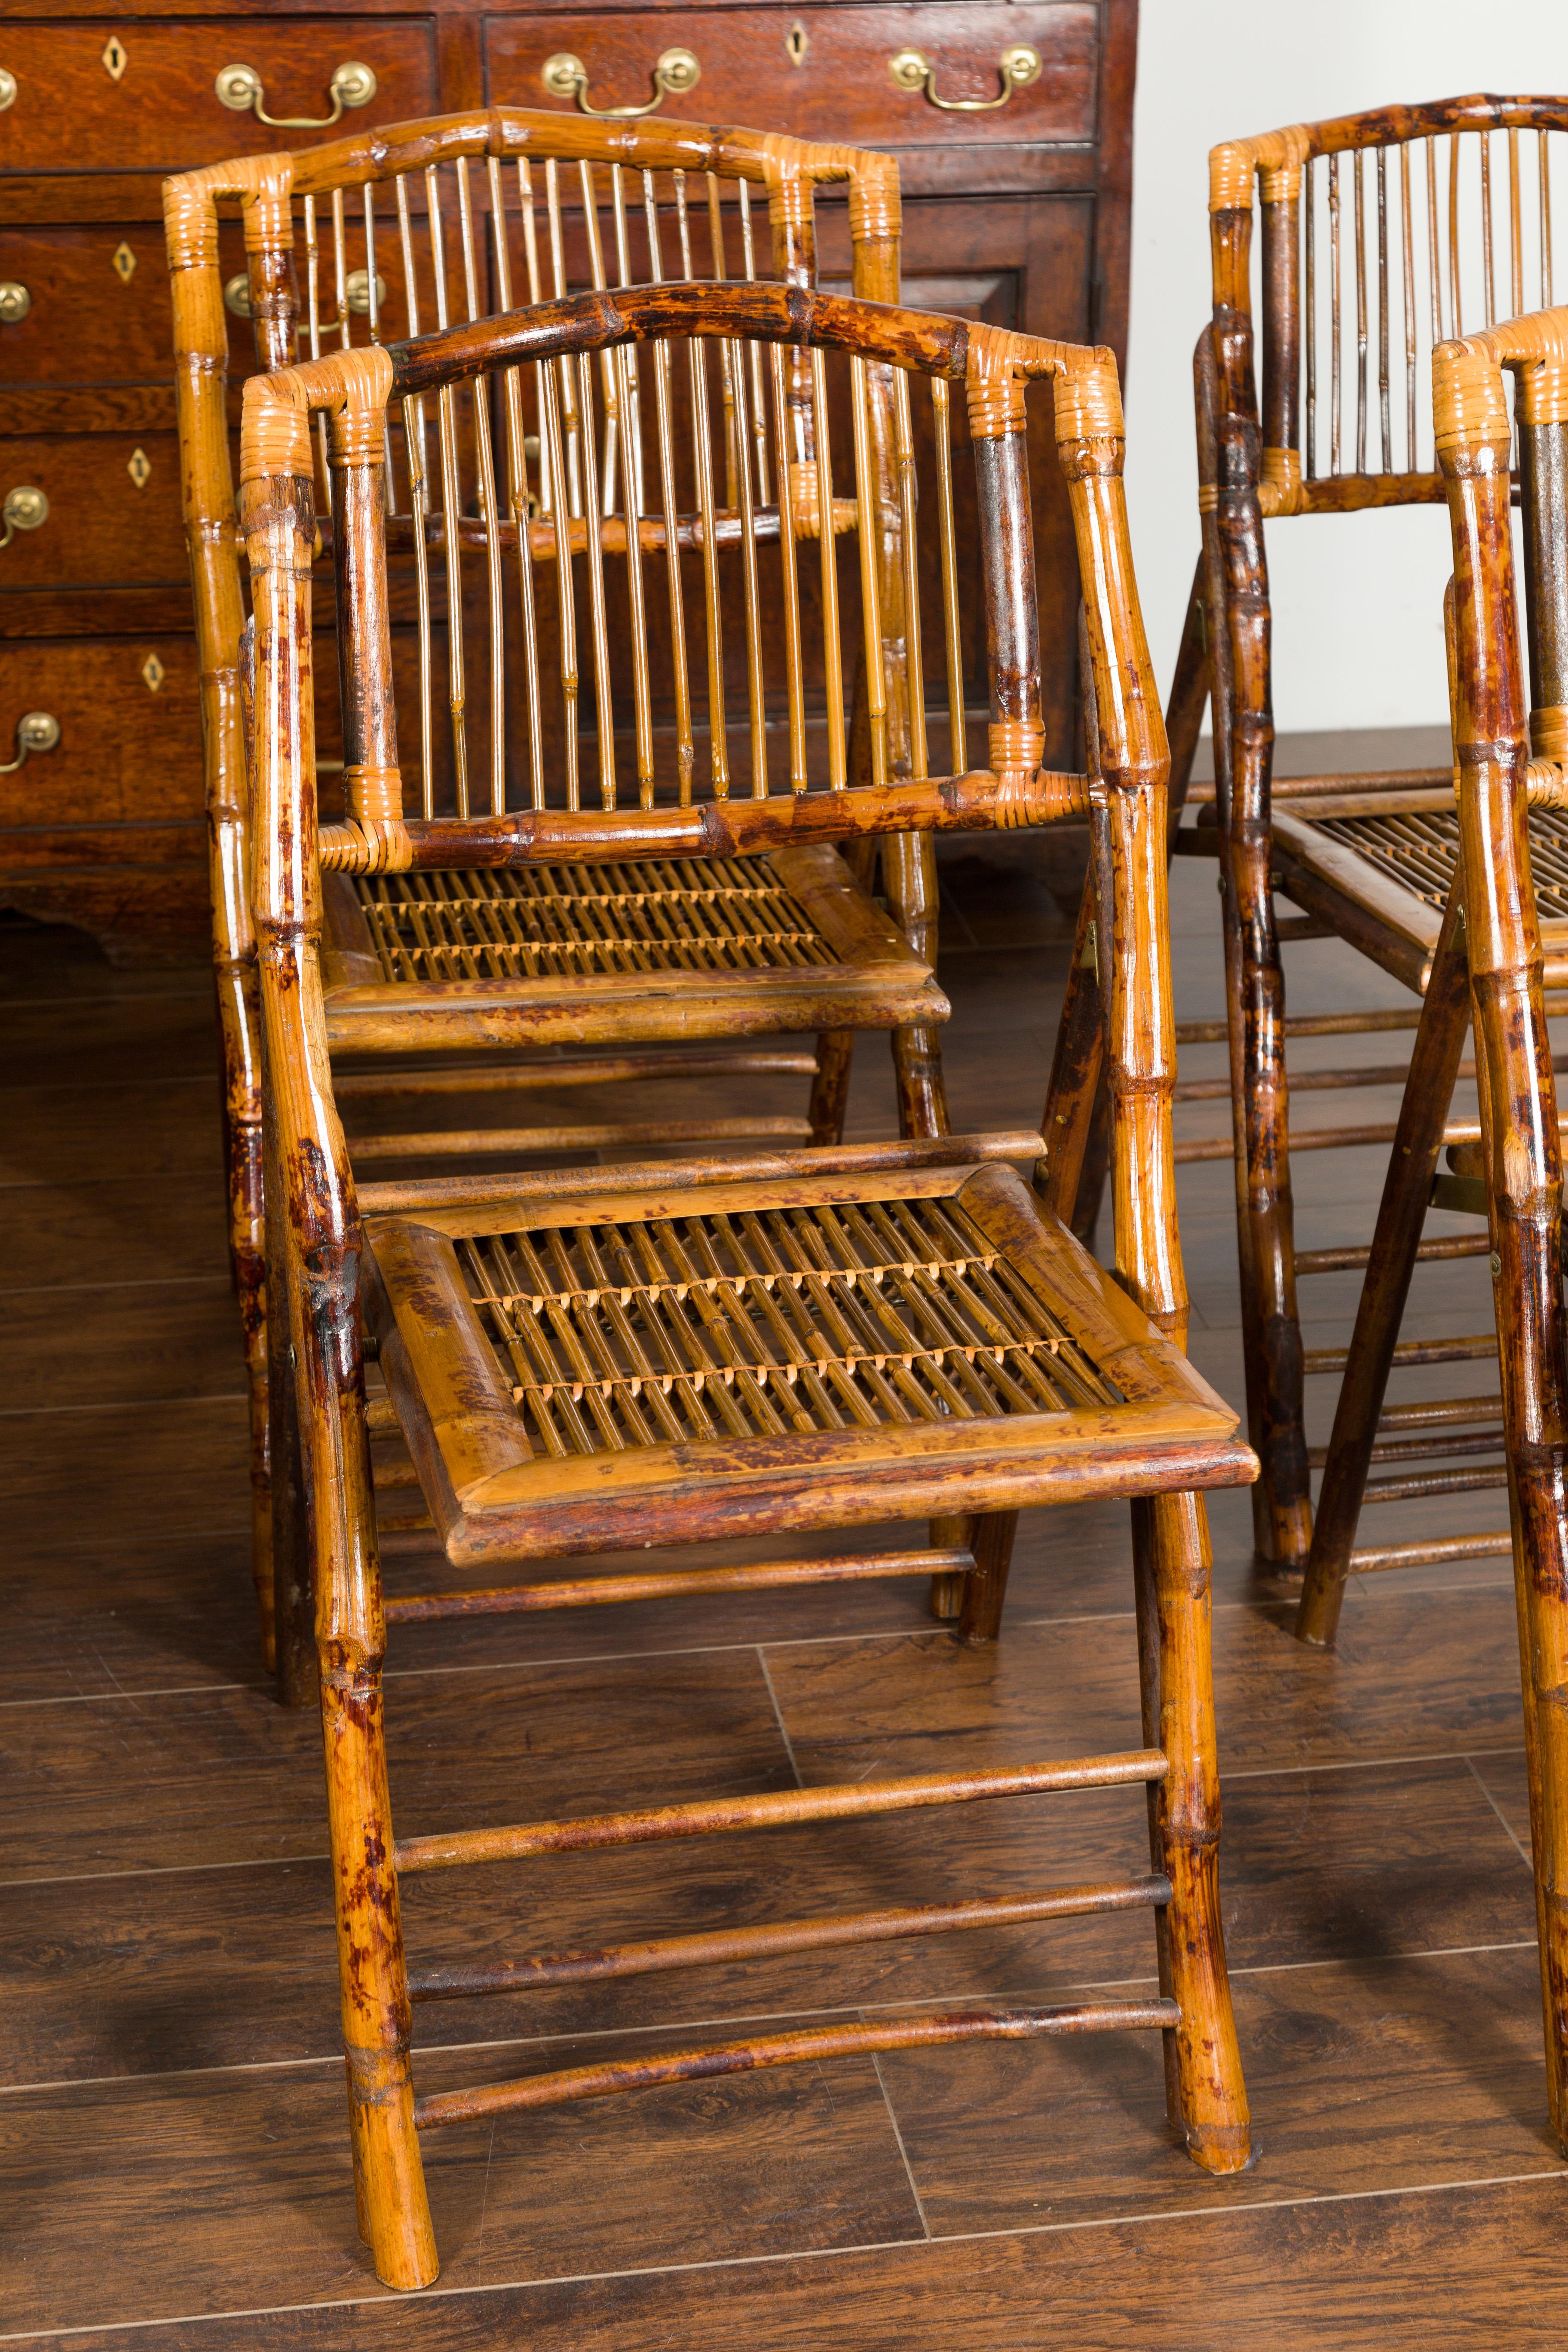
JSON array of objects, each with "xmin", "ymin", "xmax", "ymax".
[{"xmin": 0, "ymin": 0, "xmax": 1135, "ymax": 957}]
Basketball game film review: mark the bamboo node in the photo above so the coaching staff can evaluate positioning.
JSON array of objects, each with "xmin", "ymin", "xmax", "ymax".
[{"xmin": 346, "ymin": 765, "xmax": 404, "ymax": 824}]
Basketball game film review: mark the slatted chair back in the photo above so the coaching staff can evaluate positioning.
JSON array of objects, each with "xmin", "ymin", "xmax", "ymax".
[
  {"xmin": 164, "ymin": 111, "xmax": 906, "ymax": 1668},
  {"xmin": 240, "ymin": 284, "xmax": 1182, "ymax": 1340},
  {"xmin": 167, "ymin": 110, "xmax": 906, "ymax": 827},
  {"xmin": 1210, "ymin": 95, "xmax": 1568, "ymax": 516}
]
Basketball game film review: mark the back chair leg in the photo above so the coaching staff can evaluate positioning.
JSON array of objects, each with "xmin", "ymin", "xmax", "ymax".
[
  {"xmin": 264, "ymin": 1096, "xmax": 317, "ymax": 1709},
  {"xmin": 956, "ymin": 1510, "xmax": 1020, "ymax": 1644},
  {"xmin": 884, "ymin": 831, "xmax": 951, "ymax": 1140},
  {"xmin": 1134, "ymin": 1491, "xmax": 1251, "ymax": 2172},
  {"xmin": 807, "ymin": 1031, "xmax": 856, "ymax": 1145},
  {"xmin": 1214, "ymin": 404, "xmax": 1311, "ymax": 1568},
  {"xmin": 234, "ymin": 1204, "xmax": 273, "ymax": 1675},
  {"xmin": 1295, "ymin": 888, "xmax": 1471, "ymax": 1646},
  {"xmin": 927, "ymin": 1512, "xmax": 969, "ymax": 1619}
]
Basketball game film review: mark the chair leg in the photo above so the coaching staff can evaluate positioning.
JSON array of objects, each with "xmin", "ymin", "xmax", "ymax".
[
  {"xmin": 1507, "ymin": 1479, "xmax": 1565, "ymax": 2141},
  {"xmin": 1295, "ymin": 887, "xmax": 1471, "ymax": 1646},
  {"xmin": 1133, "ymin": 1492, "xmax": 1251, "ymax": 2172},
  {"xmin": 956, "ymin": 1510, "xmax": 1019, "ymax": 1645},
  {"xmin": 807, "ymin": 1030, "xmax": 856, "ymax": 1145},
  {"xmin": 319, "ymin": 1642, "xmax": 438, "ymax": 2288},
  {"xmin": 294, "ymin": 1242, "xmax": 438, "ymax": 2285},
  {"xmin": 928, "ymin": 1513, "xmax": 968, "ymax": 1619},
  {"xmin": 883, "ymin": 831, "xmax": 952, "ymax": 1142},
  {"xmin": 1213, "ymin": 423, "xmax": 1312, "ymax": 1569},
  {"xmin": 234, "ymin": 1219, "xmax": 274, "ymax": 1673},
  {"xmin": 263, "ymin": 1093, "xmax": 316, "ymax": 1709}
]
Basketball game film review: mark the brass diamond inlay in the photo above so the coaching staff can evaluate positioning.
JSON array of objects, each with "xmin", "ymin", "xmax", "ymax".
[
  {"xmin": 127, "ymin": 447, "xmax": 151, "ymax": 490},
  {"xmin": 141, "ymin": 653, "xmax": 165, "ymax": 693},
  {"xmin": 111, "ymin": 242, "xmax": 136, "ymax": 284},
  {"xmin": 102, "ymin": 35, "xmax": 128, "ymax": 80}
]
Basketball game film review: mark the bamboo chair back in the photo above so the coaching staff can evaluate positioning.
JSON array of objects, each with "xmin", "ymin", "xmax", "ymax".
[
  {"xmin": 167, "ymin": 110, "xmax": 904, "ymax": 836},
  {"xmin": 1211, "ymin": 95, "xmax": 1568, "ymax": 515},
  {"xmin": 240, "ymin": 286, "xmax": 1179, "ymax": 1329}
]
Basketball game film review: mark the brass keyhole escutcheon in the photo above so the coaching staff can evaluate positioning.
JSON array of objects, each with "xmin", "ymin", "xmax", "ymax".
[
  {"xmin": 141, "ymin": 654, "xmax": 165, "ymax": 693},
  {"xmin": 127, "ymin": 448, "xmax": 151, "ymax": 490},
  {"xmin": 542, "ymin": 45, "xmax": 700, "ymax": 118},
  {"xmin": 101, "ymin": 35, "xmax": 128, "ymax": 81},
  {"xmin": 786, "ymin": 21, "xmax": 808, "ymax": 66},
  {"xmin": 888, "ymin": 42, "xmax": 1042, "ymax": 110},
  {"xmin": 112, "ymin": 242, "xmax": 137, "ymax": 284}
]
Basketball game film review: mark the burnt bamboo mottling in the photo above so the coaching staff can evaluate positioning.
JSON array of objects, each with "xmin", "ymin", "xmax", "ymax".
[
  {"xmin": 1181, "ymin": 96, "xmax": 1568, "ymax": 1572},
  {"xmin": 242, "ymin": 283, "xmax": 1256, "ymax": 2287},
  {"xmin": 1426, "ymin": 303, "xmax": 1568, "ymax": 2137},
  {"xmin": 165, "ymin": 109, "xmax": 942, "ymax": 1675}
]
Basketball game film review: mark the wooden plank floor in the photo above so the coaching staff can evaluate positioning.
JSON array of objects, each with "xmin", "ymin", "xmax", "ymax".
[{"xmin": 4, "ymin": 774, "xmax": 1565, "ymax": 2347}]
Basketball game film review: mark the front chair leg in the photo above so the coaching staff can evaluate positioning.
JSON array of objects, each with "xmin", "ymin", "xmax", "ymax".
[
  {"xmin": 1133, "ymin": 1491, "xmax": 1251, "ymax": 2172},
  {"xmin": 263, "ymin": 1093, "xmax": 316, "ymax": 1709}
]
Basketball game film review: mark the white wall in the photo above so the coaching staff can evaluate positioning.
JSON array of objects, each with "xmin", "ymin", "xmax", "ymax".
[{"xmin": 1125, "ymin": 4, "xmax": 1568, "ymax": 735}]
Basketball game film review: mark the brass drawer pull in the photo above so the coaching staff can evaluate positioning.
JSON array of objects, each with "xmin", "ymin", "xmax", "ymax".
[
  {"xmin": 0, "ymin": 281, "xmax": 30, "ymax": 323},
  {"xmin": 0, "ymin": 712, "xmax": 60, "ymax": 774},
  {"xmin": 888, "ymin": 43, "xmax": 1042, "ymax": 111},
  {"xmin": 0, "ymin": 69, "xmax": 15, "ymax": 112},
  {"xmin": 541, "ymin": 46, "xmax": 699, "ymax": 119},
  {"xmin": 214, "ymin": 59, "xmax": 377, "ymax": 129},
  {"xmin": 225, "ymin": 267, "xmax": 386, "ymax": 321},
  {"xmin": 0, "ymin": 484, "xmax": 48, "ymax": 549}
]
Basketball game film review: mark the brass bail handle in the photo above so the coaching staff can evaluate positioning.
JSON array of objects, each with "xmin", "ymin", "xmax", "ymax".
[
  {"xmin": 888, "ymin": 43, "xmax": 1042, "ymax": 111},
  {"xmin": 214, "ymin": 58, "xmax": 378, "ymax": 130},
  {"xmin": 0, "ymin": 484, "xmax": 48, "ymax": 551},
  {"xmin": 0, "ymin": 711, "xmax": 60, "ymax": 774},
  {"xmin": 541, "ymin": 45, "xmax": 700, "ymax": 119}
]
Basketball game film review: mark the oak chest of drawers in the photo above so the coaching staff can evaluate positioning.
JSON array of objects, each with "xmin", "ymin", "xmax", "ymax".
[{"xmin": 0, "ymin": 0, "xmax": 1135, "ymax": 958}]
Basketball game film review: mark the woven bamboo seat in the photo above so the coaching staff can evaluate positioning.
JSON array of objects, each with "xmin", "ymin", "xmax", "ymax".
[
  {"xmin": 366, "ymin": 1147, "xmax": 1240, "ymax": 1563},
  {"xmin": 322, "ymin": 845, "xmax": 938, "ymax": 1044},
  {"xmin": 165, "ymin": 112, "xmax": 952, "ymax": 1674},
  {"xmin": 241, "ymin": 282, "xmax": 1255, "ymax": 2288}
]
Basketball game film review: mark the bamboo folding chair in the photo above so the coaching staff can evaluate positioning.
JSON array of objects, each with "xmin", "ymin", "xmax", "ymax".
[
  {"xmin": 1167, "ymin": 96, "xmax": 1568, "ymax": 1574},
  {"xmin": 164, "ymin": 109, "xmax": 946, "ymax": 1676},
  {"xmin": 1308, "ymin": 304, "xmax": 1568, "ymax": 2126},
  {"xmin": 240, "ymin": 279, "xmax": 1256, "ymax": 2288}
]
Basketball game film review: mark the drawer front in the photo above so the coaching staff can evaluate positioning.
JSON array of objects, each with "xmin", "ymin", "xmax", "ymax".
[
  {"xmin": 0, "ymin": 638, "xmax": 202, "ymax": 829},
  {"xmin": 0, "ymin": 435, "xmax": 191, "ymax": 588},
  {"xmin": 484, "ymin": 6, "xmax": 1099, "ymax": 193},
  {"xmin": 0, "ymin": 224, "xmax": 245, "ymax": 386},
  {"xmin": 0, "ymin": 22, "xmax": 438, "ymax": 175}
]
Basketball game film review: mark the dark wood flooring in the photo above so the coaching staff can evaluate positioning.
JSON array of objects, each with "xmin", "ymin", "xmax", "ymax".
[{"xmin": 3, "ymin": 760, "xmax": 1558, "ymax": 2347}]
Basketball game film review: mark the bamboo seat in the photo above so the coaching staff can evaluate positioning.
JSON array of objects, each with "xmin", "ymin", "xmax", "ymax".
[
  {"xmin": 241, "ymin": 280, "xmax": 1255, "ymax": 2288},
  {"xmin": 1139, "ymin": 96, "xmax": 1568, "ymax": 1575},
  {"xmin": 165, "ymin": 111, "xmax": 954, "ymax": 1674},
  {"xmin": 365, "ymin": 1146, "xmax": 1242, "ymax": 1564}
]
